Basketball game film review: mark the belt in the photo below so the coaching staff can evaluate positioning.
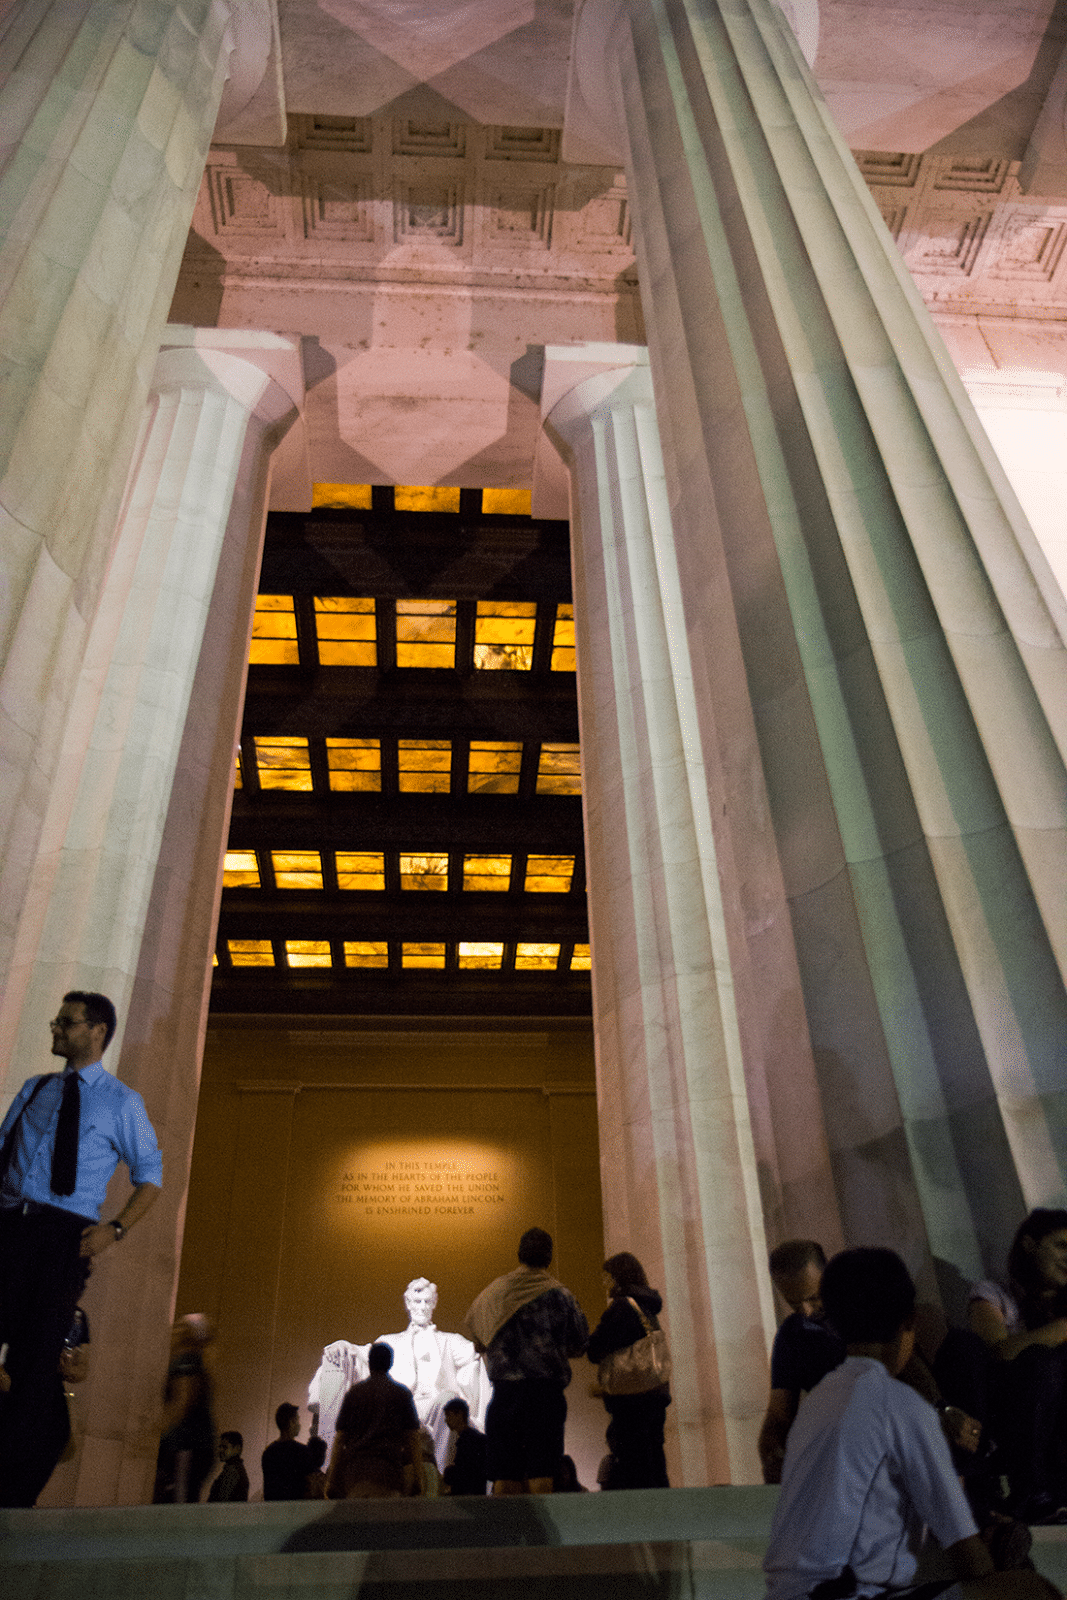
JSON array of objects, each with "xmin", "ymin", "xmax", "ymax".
[{"xmin": 0, "ymin": 1199, "xmax": 94, "ymax": 1227}]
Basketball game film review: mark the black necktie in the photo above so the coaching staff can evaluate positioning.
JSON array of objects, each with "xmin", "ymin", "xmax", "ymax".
[{"xmin": 51, "ymin": 1071, "xmax": 80, "ymax": 1197}]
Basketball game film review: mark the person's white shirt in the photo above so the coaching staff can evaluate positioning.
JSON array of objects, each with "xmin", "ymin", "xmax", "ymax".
[{"xmin": 764, "ymin": 1356, "xmax": 976, "ymax": 1600}]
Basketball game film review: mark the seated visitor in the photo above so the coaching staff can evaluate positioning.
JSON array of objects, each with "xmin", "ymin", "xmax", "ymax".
[
  {"xmin": 759, "ymin": 1240, "xmax": 844, "ymax": 1484},
  {"xmin": 969, "ymin": 1209, "xmax": 1067, "ymax": 1524},
  {"xmin": 759, "ymin": 1239, "xmax": 984, "ymax": 1491},
  {"xmin": 441, "ymin": 1398, "xmax": 488, "ymax": 1495},
  {"xmin": 764, "ymin": 1247, "xmax": 1061, "ymax": 1600}
]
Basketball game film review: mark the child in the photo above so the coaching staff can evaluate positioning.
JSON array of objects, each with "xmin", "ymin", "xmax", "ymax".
[{"xmin": 764, "ymin": 1248, "xmax": 1060, "ymax": 1600}]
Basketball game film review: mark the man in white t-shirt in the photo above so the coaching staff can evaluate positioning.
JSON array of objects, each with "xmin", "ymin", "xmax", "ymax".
[{"xmin": 764, "ymin": 1248, "xmax": 1060, "ymax": 1600}]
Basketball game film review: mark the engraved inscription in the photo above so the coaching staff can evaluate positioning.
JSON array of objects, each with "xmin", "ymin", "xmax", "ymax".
[{"xmin": 334, "ymin": 1160, "xmax": 506, "ymax": 1216}]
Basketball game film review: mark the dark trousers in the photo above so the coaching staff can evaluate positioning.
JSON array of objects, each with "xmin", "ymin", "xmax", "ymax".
[
  {"xmin": 603, "ymin": 1390, "xmax": 671, "ymax": 1489},
  {"xmin": 0, "ymin": 1207, "xmax": 90, "ymax": 1507},
  {"xmin": 997, "ymin": 1343, "xmax": 1067, "ymax": 1503}
]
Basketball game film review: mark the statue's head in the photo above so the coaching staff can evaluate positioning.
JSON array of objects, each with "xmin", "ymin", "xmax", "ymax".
[{"xmin": 404, "ymin": 1277, "xmax": 438, "ymax": 1326}]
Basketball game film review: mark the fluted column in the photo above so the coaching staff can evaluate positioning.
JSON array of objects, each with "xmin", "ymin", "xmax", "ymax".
[
  {"xmin": 21, "ymin": 332, "xmax": 302, "ymax": 1505},
  {"xmin": 545, "ymin": 343, "xmax": 843, "ymax": 1484},
  {"xmin": 0, "ymin": 0, "xmax": 261, "ymax": 1040},
  {"xmin": 568, "ymin": 0, "xmax": 1067, "ymax": 1307}
]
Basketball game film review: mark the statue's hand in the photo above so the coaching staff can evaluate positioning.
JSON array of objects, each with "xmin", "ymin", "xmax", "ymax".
[{"xmin": 323, "ymin": 1340, "xmax": 355, "ymax": 1365}]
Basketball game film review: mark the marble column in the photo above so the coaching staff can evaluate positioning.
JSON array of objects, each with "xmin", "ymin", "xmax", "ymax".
[
  {"xmin": 544, "ymin": 344, "xmax": 842, "ymax": 1484},
  {"xmin": 958, "ymin": 368, "xmax": 1067, "ymax": 610},
  {"xmin": 566, "ymin": 0, "xmax": 1067, "ymax": 1324},
  {"xmin": 21, "ymin": 332, "xmax": 302, "ymax": 1505},
  {"xmin": 0, "ymin": 0, "xmax": 243, "ymax": 1054}
]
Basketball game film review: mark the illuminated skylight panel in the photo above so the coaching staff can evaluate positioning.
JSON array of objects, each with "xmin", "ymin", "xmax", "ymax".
[
  {"xmin": 462, "ymin": 854, "xmax": 512, "ymax": 891},
  {"xmin": 398, "ymin": 739, "xmax": 452, "ymax": 794},
  {"xmin": 314, "ymin": 597, "xmax": 377, "ymax": 665},
  {"xmin": 336, "ymin": 851, "xmax": 386, "ymax": 890},
  {"xmin": 399, "ymin": 852, "xmax": 449, "ymax": 890},
  {"xmin": 250, "ymin": 596, "xmax": 298, "ymax": 664},
  {"xmin": 525, "ymin": 854, "xmax": 574, "ymax": 893},
  {"xmin": 271, "ymin": 850, "xmax": 323, "ymax": 890},
  {"xmin": 223, "ymin": 850, "xmax": 260, "ymax": 888},
  {"xmin": 536, "ymin": 743, "xmax": 581, "ymax": 796},
  {"xmin": 396, "ymin": 599, "xmax": 457, "ymax": 668},
  {"xmin": 312, "ymin": 483, "xmax": 373, "ymax": 509},
  {"xmin": 481, "ymin": 489, "xmax": 531, "ymax": 516},
  {"xmin": 326, "ymin": 737, "xmax": 381, "ymax": 792},
  {"xmin": 228, "ymin": 939, "xmax": 274, "ymax": 966},
  {"xmin": 467, "ymin": 741, "xmax": 522, "ymax": 795},
  {"xmin": 458, "ymin": 942, "xmax": 504, "ymax": 968},
  {"xmin": 402, "ymin": 942, "xmax": 446, "ymax": 968},
  {"xmin": 473, "ymin": 601, "xmax": 536, "ymax": 670},
  {"xmin": 395, "ymin": 486, "xmax": 460, "ymax": 513},
  {"xmin": 345, "ymin": 941, "xmax": 388, "ymax": 967},
  {"xmin": 515, "ymin": 942, "xmax": 561, "ymax": 970},
  {"xmin": 551, "ymin": 604, "xmax": 575, "ymax": 671},
  {"xmin": 221, "ymin": 939, "xmax": 592, "ymax": 975},
  {"xmin": 253, "ymin": 736, "xmax": 313, "ymax": 791},
  {"xmin": 286, "ymin": 939, "xmax": 331, "ymax": 967}
]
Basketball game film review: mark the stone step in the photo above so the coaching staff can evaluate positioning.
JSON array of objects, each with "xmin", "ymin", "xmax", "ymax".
[{"xmin": 2, "ymin": 1488, "xmax": 1065, "ymax": 1600}]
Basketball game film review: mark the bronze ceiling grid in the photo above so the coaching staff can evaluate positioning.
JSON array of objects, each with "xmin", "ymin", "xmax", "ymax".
[{"xmin": 211, "ymin": 497, "xmax": 591, "ymax": 1018}]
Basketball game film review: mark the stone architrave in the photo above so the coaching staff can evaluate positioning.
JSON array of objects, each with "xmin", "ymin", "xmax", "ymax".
[{"xmin": 565, "ymin": 0, "xmax": 1067, "ymax": 1333}]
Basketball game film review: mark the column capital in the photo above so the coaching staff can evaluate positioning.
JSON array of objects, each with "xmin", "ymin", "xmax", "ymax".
[
  {"xmin": 217, "ymin": 0, "xmax": 287, "ymax": 146},
  {"xmin": 154, "ymin": 329, "xmax": 304, "ymax": 436},
  {"xmin": 534, "ymin": 343, "xmax": 650, "ymax": 517}
]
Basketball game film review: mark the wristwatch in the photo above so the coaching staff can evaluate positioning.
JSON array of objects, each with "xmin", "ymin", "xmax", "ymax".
[{"xmin": 108, "ymin": 1219, "xmax": 126, "ymax": 1241}]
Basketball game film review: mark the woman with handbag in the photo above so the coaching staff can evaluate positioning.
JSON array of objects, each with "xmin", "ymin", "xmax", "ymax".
[{"xmin": 587, "ymin": 1252, "xmax": 671, "ymax": 1490}]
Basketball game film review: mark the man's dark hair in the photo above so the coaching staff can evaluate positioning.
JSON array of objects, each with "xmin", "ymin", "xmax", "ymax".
[
  {"xmin": 819, "ymin": 1248, "xmax": 915, "ymax": 1345},
  {"xmin": 275, "ymin": 1402, "xmax": 299, "ymax": 1430},
  {"xmin": 768, "ymin": 1239, "xmax": 826, "ymax": 1280},
  {"xmin": 518, "ymin": 1227, "xmax": 553, "ymax": 1268},
  {"xmin": 603, "ymin": 1251, "xmax": 650, "ymax": 1296},
  {"xmin": 443, "ymin": 1397, "xmax": 470, "ymax": 1422},
  {"xmin": 63, "ymin": 990, "xmax": 117, "ymax": 1050},
  {"xmin": 368, "ymin": 1341, "xmax": 394, "ymax": 1373},
  {"xmin": 220, "ymin": 1430, "xmax": 243, "ymax": 1451}
]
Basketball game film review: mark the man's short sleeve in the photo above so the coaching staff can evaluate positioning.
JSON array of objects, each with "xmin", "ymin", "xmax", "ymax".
[
  {"xmin": 116, "ymin": 1086, "xmax": 163, "ymax": 1187},
  {"xmin": 892, "ymin": 1385, "xmax": 977, "ymax": 1551},
  {"xmin": 399, "ymin": 1387, "xmax": 419, "ymax": 1431},
  {"xmin": 0, "ymin": 1077, "xmax": 37, "ymax": 1140}
]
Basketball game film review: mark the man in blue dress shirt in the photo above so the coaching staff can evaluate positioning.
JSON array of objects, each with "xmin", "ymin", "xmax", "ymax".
[{"xmin": 0, "ymin": 991, "xmax": 162, "ymax": 1505}]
